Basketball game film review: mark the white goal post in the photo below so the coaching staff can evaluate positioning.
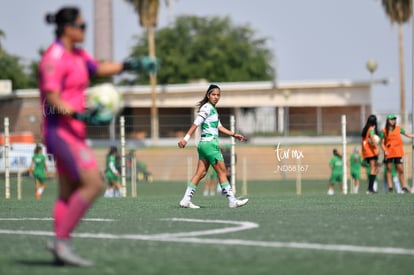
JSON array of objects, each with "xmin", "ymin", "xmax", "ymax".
[{"xmin": 341, "ymin": 114, "xmax": 348, "ymax": 194}]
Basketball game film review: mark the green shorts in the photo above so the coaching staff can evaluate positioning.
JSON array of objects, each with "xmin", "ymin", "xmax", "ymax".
[
  {"xmin": 329, "ymin": 173, "xmax": 342, "ymax": 184},
  {"xmin": 106, "ymin": 171, "xmax": 120, "ymax": 183},
  {"xmin": 197, "ymin": 141, "xmax": 224, "ymax": 164},
  {"xmin": 34, "ymin": 173, "xmax": 46, "ymax": 183},
  {"xmin": 351, "ymin": 171, "xmax": 361, "ymax": 180}
]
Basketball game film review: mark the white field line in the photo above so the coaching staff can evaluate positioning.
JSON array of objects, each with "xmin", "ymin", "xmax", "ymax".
[
  {"xmin": 0, "ymin": 218, "xmax": 413, "ymax": 256},
  {"xmin": 153, "ymin": 218, "xmax": 259, "ymax": 238},
  {"xmin": 0, "ymin": 218, "xmax": 115, "ymax": 221},
  {"xmin": 160, "ymin": 237, "xmax": 414, "ymax": 256}
]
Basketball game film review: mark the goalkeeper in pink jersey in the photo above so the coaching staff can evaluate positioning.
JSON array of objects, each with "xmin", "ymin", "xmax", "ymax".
[{"xmin": 39, "ymin": 6, "xmax": 158, "ymax": 266}]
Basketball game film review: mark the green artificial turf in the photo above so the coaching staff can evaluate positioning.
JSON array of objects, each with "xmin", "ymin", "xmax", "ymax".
[{"xmin": 0, "ymin": 177, "xmax": 413, "ymax": 275}]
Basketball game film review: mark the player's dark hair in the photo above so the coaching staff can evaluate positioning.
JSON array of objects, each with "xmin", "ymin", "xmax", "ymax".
[
  {"xmin": 197, "ymin": 84, "xmax": 220, "ymax": 111},
  {"xmin": 34, "ymin": 144, "xmax": 42, "ymax": 154},
  {"xmin": 107, "ymin": 146, "xmax": 118, "ymax": 156},
  {"xmin": 333, "ymin": 149, "xmax": 341, "ymax": 158},
  {"xmin": 384, "ymin": 117, "xmax": 396, "ymax": 138},
  {"xmin": 45, "ymin": 6, "xmax": 80, "ymax": 38},
  {"xmin": 361, "ymin": 114, "xmax": 378, "ymax": 138}
]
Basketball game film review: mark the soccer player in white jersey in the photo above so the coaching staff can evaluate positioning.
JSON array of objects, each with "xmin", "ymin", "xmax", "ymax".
[{"xmin": 177, "ymin": 84, "xmax": 249, "ymax": 208}]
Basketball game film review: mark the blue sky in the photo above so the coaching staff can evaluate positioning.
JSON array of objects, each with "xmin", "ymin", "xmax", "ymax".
[{"xmin": 0, "ymin": 0, "xmax": 412, "ymax": 114}]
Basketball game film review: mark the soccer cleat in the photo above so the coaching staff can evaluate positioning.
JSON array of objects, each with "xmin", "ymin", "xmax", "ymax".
[
  {"xmin": 366, "ymin": 189, "xmax": 377, "ymax": 194},
  {"xmin": 179, "ymin": 200, "xmax": 200, "ymax": 209},
  {"xmin": 46, "ymin": 238, "xmax": 94, "ymax": 267},
  {"xmin": 229, "ymin": 198, "xmax": 249, "ymax": 208},
  {"xmin": 388, "ymin": 187, "xmax": 394, "ymax": 193},
  {"xmin": 402, "ymin": 187, "xmax": 411, "ymax": 194}
]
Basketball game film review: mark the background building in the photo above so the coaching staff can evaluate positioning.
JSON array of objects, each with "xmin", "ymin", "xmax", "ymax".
[{"xmin": 0, "ymin": 79, "xmax": 382, "ymax": 143}]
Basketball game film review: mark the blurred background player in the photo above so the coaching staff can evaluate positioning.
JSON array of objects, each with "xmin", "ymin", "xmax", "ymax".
[
  {"xmin": 362, "ymin": 159, "xmax": 379, "ymax": 192},
  {"xmin": 29, "ymin": 144, "xmax": 47, "ymax": 199},
  {"xmin": 39, "ymin": 6, "xmax": 157, "ymax": 266},
  {"xmin": 382, "ymin": 161, "xmax": 401, "ymax": 193},
  {"xmin": 222, "ymin": 144, "xmax": 232, "ymax": 181},
  {"xmin": 349, "ymin": 147, "xmax": 362, "ymax": 194},
  {"xmin": 203, "ymin": 165, "xmax": 218, "ymax": 196},
  {"xmin": 361, "ymin": 114, "xmax": 380, "ymax": 194},
  {"xmin": 380, "ymin": 114, "xmax": 414, "ymax": 193},
  {"xmin": 327, "ymin": 149, "xmax": 343, "ymax": 195},
  {"xmin": 104, "ymin": 146, "xmax": 122, "ymax": 198},
  {"xmin": 177, "ymin": 84, "xmax": 248, "ymax": 208}
]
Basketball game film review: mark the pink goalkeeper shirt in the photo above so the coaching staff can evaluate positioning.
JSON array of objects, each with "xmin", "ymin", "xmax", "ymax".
[{"xmin": 38, "ymin": 40, "xmax": 98, "ymax": 140}]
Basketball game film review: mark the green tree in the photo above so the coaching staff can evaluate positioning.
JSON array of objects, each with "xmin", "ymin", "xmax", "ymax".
[
  {"xmin": 26, "ymin": 59, "xmax": 39, "ymax": 88},
  {"xmin": 0, "ymin": 29, "xmax": 5, "ymax": 57},
  {"xmin": 0, "ymin": 30, "xmax": 38, "ymax": 89},
  {"xmin": 0, "ymin": 52, "xmax": 34, "ymax": 89},
  {"xmin": 381, "ymin": 0, "xmax": 412, "ymax": 127},
  {"xmin": 124, "ymin": 15, "xmax": 275, "ymax": 85}
]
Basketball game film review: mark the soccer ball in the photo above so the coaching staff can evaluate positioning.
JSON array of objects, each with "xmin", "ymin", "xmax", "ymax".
[
  {"xmin": 87, "ymin": 83, "xmax": 123, "ymax": 121},
  {"xmin": 370, "ymin": 134, "xmax": 380, "ymax": 145}
]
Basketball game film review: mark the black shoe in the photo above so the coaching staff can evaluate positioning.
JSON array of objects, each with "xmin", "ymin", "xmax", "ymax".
[
  {"xmin": 388, "ymin": 187, "xmax": 394, "ymax": 193},
  {"xmin": 402, "ymin": 187, "xmax": 411, "ymax": 194},
  {"xmin": 366, "ymin": 189, "xmax": 377, "ymax": 194}
]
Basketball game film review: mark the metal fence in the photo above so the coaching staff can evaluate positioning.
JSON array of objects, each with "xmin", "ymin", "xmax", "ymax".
[{"xmin": 1, "ymin": 112, "xmax": 413, "ymax": 199}]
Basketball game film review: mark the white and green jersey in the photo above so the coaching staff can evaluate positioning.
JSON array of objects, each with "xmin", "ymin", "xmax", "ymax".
[{"xmin": 195, "ymin": 102, "xmax": 222, "ymax": 142}]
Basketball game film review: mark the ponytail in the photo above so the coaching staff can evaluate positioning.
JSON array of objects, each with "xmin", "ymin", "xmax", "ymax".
[{"xmin": 45, "ymin": 6, "xmax": 80, "ymax": 38}]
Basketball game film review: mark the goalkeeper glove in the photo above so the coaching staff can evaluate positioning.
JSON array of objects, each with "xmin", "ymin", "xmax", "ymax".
[
  {"xmin": 122, "ymin": 56, "xmax": 159, "ymax": 74},
  {"xmin": 72, "ymin": 104, "xmax": 113, "ymax": 125}
]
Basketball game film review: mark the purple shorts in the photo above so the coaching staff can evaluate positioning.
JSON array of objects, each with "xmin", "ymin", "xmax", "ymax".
[{"xmin": 45, "ymin": 127, "xmax": 98, "ymax": 181}]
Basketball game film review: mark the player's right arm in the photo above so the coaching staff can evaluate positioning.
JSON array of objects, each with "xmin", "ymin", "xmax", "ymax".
[
  {"xmin": 178, "ymin": 104, "xmax": 209, "ymax": 148},
  {"xmin": 178, "ymin": 124, "xmax": 198, "ymax": 149}
]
